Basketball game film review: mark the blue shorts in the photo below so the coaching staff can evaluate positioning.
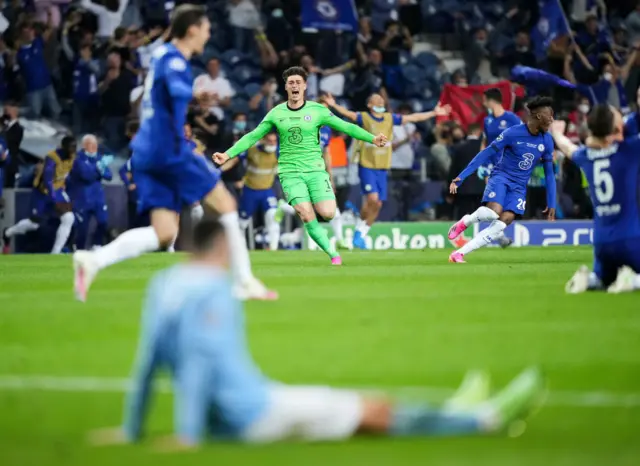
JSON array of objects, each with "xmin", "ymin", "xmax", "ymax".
[
  {"xmin": 359, "ymin": 166, "xmax": 388, "ymax": 201},
  {"xmin": 482, "ymin": 176, "xmax": 527, "ymax": 215},
  {"xmin": 30, "ymin": 189, "xmax": 69, "ymax": 218},
  {"xmin": 239, "ymin": 186, "xmax": 277, "ymax": 219},
  {"xmin": 135, "ymin": 154, "xmax": 219, "ymax": 214},
  {"xmin": 594, "ymin": 237, "xmax": 640, "ymax": 287}
]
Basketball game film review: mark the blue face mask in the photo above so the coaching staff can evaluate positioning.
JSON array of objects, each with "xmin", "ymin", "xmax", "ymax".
[
  {"xmin": 86, "ymin": 151, "xmax": 97, "ymax": 157},
  {"xmin": 234, "ymin": 120, "xmax": 247, "ymax": 132},
  {"xmin": 372, "ymin": 106, "xmax": 385, "ymax": 113}
]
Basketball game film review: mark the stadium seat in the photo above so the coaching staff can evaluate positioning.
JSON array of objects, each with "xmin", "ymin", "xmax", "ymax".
[
  {"xmin": 232, "ymin": 65, "xmax": 262, "ymax": 85},
  {"xmin": 401, "ymin": 64, "xmax": 424, "ymax": 85},
  {"xmin": 230, "ymin": 97, "xmax": 250, "ymax": 114},
  {"xmin": 221, "ymin": 49, "xmax": 249, "ymax": 67},
  {"xmin": 414, "ymin": 51, "xmax": 440, "ymax": 70},
  {"xmin": 243, "ymin": 83, "xmax": 262, "ymax": 98}
]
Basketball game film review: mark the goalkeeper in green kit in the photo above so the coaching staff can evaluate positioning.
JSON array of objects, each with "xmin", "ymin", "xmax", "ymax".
[{"xmin": 214, "ymin": 67, "xmax": 388, "ymax": 265}]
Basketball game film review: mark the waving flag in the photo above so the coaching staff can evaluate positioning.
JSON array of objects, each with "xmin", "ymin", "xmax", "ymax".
[
  {"xmin": 531, "ymin": 0, "xmax": 570, "ymax": 60},
  {"xmin": 301, "ymin": 0, "xmax": 359, "ymax": 32},
  {"xmin": 511, "ymin": 66, "xmax": 576, "ymax": 91},
  {"xmin": 436, "ymin": 82, "xmax": 524, "ymax": 130}
]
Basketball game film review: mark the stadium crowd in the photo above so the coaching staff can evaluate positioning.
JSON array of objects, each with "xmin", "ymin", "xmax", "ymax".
[{"xmin": 0, "ymin": 0, "xmax": 638, "ymax": 253}]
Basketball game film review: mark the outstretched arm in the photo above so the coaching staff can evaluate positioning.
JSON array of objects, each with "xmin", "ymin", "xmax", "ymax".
[
  {"xmin": 324, "ymin": 94, "xmax": 358, "ymax": 122},
  {"xmin": 401, "ymin": 104, "xmax": 451, "ymax": 124},
  {"xmin": 549, "ymin": 121, "xmax": 578, "ymax": 159},
  {"xmin": 452, "ymin": 147, "xmax": 497, "ymax": 187},
  {"xmin": 325, "ymin": 115, "xmax": 375, "ymax": 144},
  {"xmin": 226, "ymin": 120, "xmax": 273, "ymax": 158}
]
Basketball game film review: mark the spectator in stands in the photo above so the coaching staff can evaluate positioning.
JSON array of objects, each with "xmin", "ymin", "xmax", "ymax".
[
  {"xmin": 448, "ymin": 123, "xmax": 485, "ymax": 220},
  {"xmin": 0, "ymin": 38, "xmax": 20, "ymax": 102},
  {"xmin": 193, "ymin": 57, "xmax": 235, "ymax": 121},
  {"xmin": 464, "ymin": 27, "xmax": 492, "ymax": 84},
  {"xmin": 300, "ymin": 55, "xmax": 320, "ymax": 100},
  {"xmin": 228, "ymin": 0, "xmax": 261, "ymax": 54},
  {"xmin": 626, "ymin": 1, "xmax": 640, "ymax": 44},
  {"xmin": 1, "ymin": 101, "xmax": 23, "ymax": 188},
  {"xmin": 80, "ymin": 0, "xmax": 130, "ymax": 41},
  {"xmin": 377, "ymin": 20, "xmax": 412, "ymax": 65},
  {"xmin": 265, "ymin": 0, "xmax": 293, "ymax": 53},
  {"xmin": 348, "ymin": 47, "xmax": 387, "ymax": 110},
  {"xmin": 99, "ymin": 51, "xmax": 133, "ymax": 153},
  {"xmin": 371, "ymin": 0, "xmax": 399, "ymax": 35},
  {"xmin": 429, "ymin": 123, "xmax": 453, "ymax": 181},
  {"xmin": 189, "ymin": 102, "xmax": 221, "ymax": 153},
  {"xmin": 249, "ymin": 76, "xmax": 279, "ymax": 121},
  {"xmin": 358, "ymin": 16, "xmax": 373, "ymax": 49},
  {"xmin": 576, "ymin": 14, "xmax": 612, "ymax": 60},
  {"xmin": 497, "ymin": 29, "xmax": 537, "ymax": 70},
  {"xmin": 16, "ymin": 19, "xmax": 61, "ymax": 119}
]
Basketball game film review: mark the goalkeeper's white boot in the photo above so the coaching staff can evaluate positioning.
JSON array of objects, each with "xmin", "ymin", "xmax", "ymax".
[
  {"xmin": 73, "ymin": 250, "xmax": 100, "ymax": 302},
  {"xmin": 607, "ymin": 266, "xmax": 637, "ymax": 294},
  {"xmin": 565, "ymin": 265, "xmax": 591, "ymax": 294}
]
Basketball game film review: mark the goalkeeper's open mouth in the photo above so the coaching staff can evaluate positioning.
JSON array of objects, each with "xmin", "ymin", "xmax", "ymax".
[{"xmin": 291, "ymin": 90, "xmax": 300, "ymax": 97}]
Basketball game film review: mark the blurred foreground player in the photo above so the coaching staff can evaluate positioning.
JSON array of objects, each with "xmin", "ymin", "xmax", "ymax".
[
  {"xmin": 89, "ymin": 218, "xmax": 545, "ymax": 449},
  {"xmin": 448, "ymin": 97, "xmax": 557, "ymax": 263},
  {"xmin": 550, "ymin": 106, "xmax": 640, "ymax": 293},
  {"xmin": 3, "ymin": 136, "xmax": 76, "ymax": 254},
  {"xmin": 72, "ymin": 5, "xmax": 275, "ymax": 301}
]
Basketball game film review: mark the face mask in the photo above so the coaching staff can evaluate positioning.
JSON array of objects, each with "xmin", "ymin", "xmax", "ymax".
[
  {"xmin": 272, "ymin": 8, "xmax": 283, "ymax": 18},
  {"xmin": 578, "ymin": 104, "xmax": 590, "ymax": 114},
  {"xmin": 372, "ymin": 106, "xmax": 385, "ymax": 113},
  {"xmin": 603, "ymin": 72, "xmax": 613, "ymax": 82},
  {"xmin": 516, "ymin": 46, "xmax": 529, "ymax": 52},
  {"xmin": 234, "ymin": 120, "xmax": 247, "ymax": 132},
  {"xmin": 86, "ymin": 151, "xmax": 97, "ymax": 157},
  {"xmin": 476, "ymin": 39, "xmax": 487, "ymax": 47},
  {"xmin": 486, "ymin": 108, "xmax": 493, "ymax": 116},
  {"xmin": 263, "ymin": 144, "xmax": 277, "ymax": 153}
]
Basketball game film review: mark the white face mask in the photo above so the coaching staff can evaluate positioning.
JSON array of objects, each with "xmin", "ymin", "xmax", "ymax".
[
  {"xmin": 372, "ymin": 106, "xmax": 385, "ymax": 113},
  {"xmin": 263, "ymin": 144, "xmax": 277, "ymax": 153},
  {"xmin": 578, "ymin": 104, "xmax": 590, "ymax": 114},
  {"xmin": 603, "ymin": 72, "xmax": 613, "ymax": 82}
]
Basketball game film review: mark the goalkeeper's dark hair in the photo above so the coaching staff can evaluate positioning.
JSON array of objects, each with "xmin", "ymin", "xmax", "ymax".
[
  {"xmin": 587, "ymin": 104, "xmax": 615, "ymax": 139},
  {"xmin": 169, "ymin": 4, "xmax": 207, "ymax": 40},
  {"xmin": 282, "ymin": 66, "xmax": 308, "ymax": 82},
  {"xmin": 483, "ymin": 88, "xmax": 503, "ymax": 104},
  {"xmin": 526, "ymin": 96, "xmax": 554, "ymax": 112},
  {"xmin": 192, "ymin": 218, "xmax": 226, "ymax": 253}
]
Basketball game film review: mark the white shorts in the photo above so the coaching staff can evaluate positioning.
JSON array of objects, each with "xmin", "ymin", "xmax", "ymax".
[{"xmin": 241, "ymin": 384, "xmax": 363, "ymax": 443}]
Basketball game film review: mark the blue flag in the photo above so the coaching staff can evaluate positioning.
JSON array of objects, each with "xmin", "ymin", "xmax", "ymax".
[
  {"xmin": 511, "ymin": 66, "xmax": 576, "ymax": 91},
  {"xmin": 301, "ymin": 0, "xmax": 358, "ymax": 32},
  {"xmin": 531, "ymin": 0, "xmax": 570, "ymax": 60}
]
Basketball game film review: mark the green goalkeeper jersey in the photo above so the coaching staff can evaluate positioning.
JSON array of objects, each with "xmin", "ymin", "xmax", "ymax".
[{"xmin": 226, "ymin": 101, "xmax": 376, "ymax": 174}]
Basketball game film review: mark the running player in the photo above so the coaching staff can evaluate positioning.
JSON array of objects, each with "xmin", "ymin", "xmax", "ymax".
[
  {"xmin": 3, "ymin": 136, "xmax": 76, "ymax": 254},
  {"xmin": 448, "ymin": 96, "xmax": 557, "ymax": 263},
  {"xmin": 324, "ymin": 93, "xmax": 450, "ymax": 249},
  {"xmin": 72, "ymin": 5, "xmax": 275, "ymax": 301},
  {"xmin": 213, "ymin": 66, "xmax": 388, "ymax": 265},
  {"xmin": 550, "ymin": 105, "xmax": 640, "ymax": 293},
  {"xmin": 88, "ymin": 218, "xmax": 546, "ymax": 448}
]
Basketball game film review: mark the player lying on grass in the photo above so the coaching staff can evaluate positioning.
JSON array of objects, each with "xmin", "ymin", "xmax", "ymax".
[
  {"xmin": 89, "ymin": 218, "xmax": 545, "ymax": 449},
  {"xmin": 213, "ymin": 66, "xmax": 388, "ymax": 265},
  {"xmin": 72, "ymin": 5, "xmax": 275, "ymax": 302},
  {"xmin": 447, "ymin": 96, "xmax": 557, "ymax": 263},
  {"xmin": 550, "ymin": 105, "xmax": 640, "ymax": 294}
]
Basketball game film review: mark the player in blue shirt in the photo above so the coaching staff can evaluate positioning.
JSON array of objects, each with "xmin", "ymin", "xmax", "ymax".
[
  {"xmin": 480, "ymin": 88, "xmax": 523, "ymax": 249},
  {"xmin": 67, "ymin": 135, "xmax": 113, "ymax": 250},
  {"xmin": 89, "ymin": 219, "xmax": 544, "ymax": 448},
  {"xmin": 3, "ymin": 136, "xmax": 77, "ymax": 254},
  {"xmin": 72, "ymin": 5, "xmax": 276, "ymax": 302},
  {"xmin": 551, "ymin": 105, "xmax": 640, "ymax": 294},
  {"xmin": 448, "ymin": 96, "xmax": 557, "ymax": 263}
]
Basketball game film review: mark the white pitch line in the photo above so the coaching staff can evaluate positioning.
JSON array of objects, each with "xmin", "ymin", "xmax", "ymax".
[{"xmin": 0, "ymin": 375, "xmax": 639, "ymax": 408}]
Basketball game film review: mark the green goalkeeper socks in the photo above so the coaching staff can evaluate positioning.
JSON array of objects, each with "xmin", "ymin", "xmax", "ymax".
[{"xmin": 304, "ymin": 219, "xmax": 338, "ymax": 258}]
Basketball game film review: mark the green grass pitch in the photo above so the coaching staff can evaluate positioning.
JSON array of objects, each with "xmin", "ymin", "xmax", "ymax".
[{"xmin": 0, "ymin": 248, "xmax": 638, "ymax": 466}]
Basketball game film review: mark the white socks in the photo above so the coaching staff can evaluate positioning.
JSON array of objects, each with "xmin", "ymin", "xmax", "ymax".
[
  {"xmin": 330, "ymin": 207, "xmax": 344, "ymax": 242},
  {"xmin": 462, "ymin": 206, "xmax": 499, "ymax": 227},
  {"xmin": 219, "ymin": 211, "xmax": 254, "ymax": 283},
  {"xmin": 458, "ymin": 220, "xmax": 507, "ymax": 256},
  {"xmin": 191, "ymin": 204, "xmax": 204, "ymax": 223},
  {"xmin": 52, "ymin": 212, "xmax": 75, "ymax": 254},
  {"xmin": 264, "ymin": 208, "xmax": 280, "ymax": 250},
  {"xmin": 93, "ymin": 226, "xmax": 160, "ymax": 269},
  {"xmin": 279, "ymin": 202, "xmax": 295, "ymax": 216},
  {"xmin": 356, "ymin": 218, "xmax": 370, "ymax": 236},
  {"xmin": 5, "ymin": 218, "xmax": 39, "ymax": 237}
]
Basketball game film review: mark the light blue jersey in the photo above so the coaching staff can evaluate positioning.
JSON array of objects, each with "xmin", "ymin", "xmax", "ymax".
[{"xmin": 123, "ymin": 264, "xmax": 269, "ymax": 444}]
